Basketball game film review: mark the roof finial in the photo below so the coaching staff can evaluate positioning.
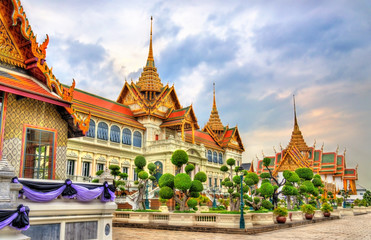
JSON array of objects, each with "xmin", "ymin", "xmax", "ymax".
[
  {"xmin": 293, "ymin": 94, "xmax": 298, "ymax": 128},
  {"xmin": 147, "ymin": 16, "xmax": 154, "ymax": 62},
  {"xmin": 213, "ymin": 82, "xmax": 216, "ymax": 110}
]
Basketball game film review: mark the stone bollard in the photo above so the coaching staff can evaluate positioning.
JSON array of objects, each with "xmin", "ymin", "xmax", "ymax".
[{"xmin": 0, "ymin": 156, "xmax": 30, "ymax": 240}]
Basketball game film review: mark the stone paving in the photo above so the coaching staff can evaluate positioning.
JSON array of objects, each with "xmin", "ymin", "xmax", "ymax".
[{"xmin": 113, "ymin": 214, "xmax": 371, "ymax": 240}]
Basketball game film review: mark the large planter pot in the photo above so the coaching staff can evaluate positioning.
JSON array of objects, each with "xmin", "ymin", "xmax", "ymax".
[
  {"xmin": 304, "ymin": 213, "xmax": 314, "ymax": 220},
  {"xmin": 276, "ymin": 216, "xmax": 286, "ymax": 224},
  {"xmin": 323, "ymin": 212, "xmax": 331, "ymax": 217}
]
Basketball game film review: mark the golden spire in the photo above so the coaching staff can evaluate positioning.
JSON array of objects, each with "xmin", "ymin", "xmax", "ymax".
[
  {"xmin": 147, "ymin": 16, "xmax": 154, "ymax": 66},
  {"xmin": 137, "ymin": 16, "xmax": 163, "ymax": 95},
  {"xmin": 205, "ymin": 83, "xmax": 224, "ymax": 132},
  {"xmin": 287, "ymin": 95, "xmax": 309, "ymax": 151}
]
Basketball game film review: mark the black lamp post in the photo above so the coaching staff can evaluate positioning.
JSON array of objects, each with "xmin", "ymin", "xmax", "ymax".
[
  {"xmin": 212, "ymin": 186, "xmax": 218, "ymax": 208},
  {"xmin": 239, "ymin": 166, "xmax": 245, "ymax": 229}
]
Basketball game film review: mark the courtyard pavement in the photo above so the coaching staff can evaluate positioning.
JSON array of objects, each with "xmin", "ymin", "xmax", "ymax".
[{"xmin": 113, "ymin": 213, "xmax": 371, "ymax": 240}]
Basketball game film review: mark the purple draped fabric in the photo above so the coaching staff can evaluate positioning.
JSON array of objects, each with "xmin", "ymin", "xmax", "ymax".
[
  {"xmin": 13, "ymin": 177, "xmax": 115, "ymax": 202},
  {"xmin": 22, "ymin": 185, "xmax": 66, "ymax": 202},
  {"xmin": 0, "ymin": 206, "xmax": 30, "ymax": 231}
]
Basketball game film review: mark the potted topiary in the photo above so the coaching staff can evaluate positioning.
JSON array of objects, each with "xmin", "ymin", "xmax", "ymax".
[
  {"xmin": 321, "ymin": 203, "xmax": 333, "ymax": 217},
  {"xmin": 273, "ymin": 206, "xmax": 288, "ymax": 224},
  {"xmin": 301, "ymin": 204, "xmax": 316, "ymax": 220}
]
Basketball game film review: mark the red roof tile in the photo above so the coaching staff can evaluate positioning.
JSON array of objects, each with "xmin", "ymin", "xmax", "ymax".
[
  {"xmin": 0, "ymin": 69, "xmax": 69, "ymax": 107},
  {"xmin": 72, "ymin": 88, "xmax": 144, "ymax": 129}
]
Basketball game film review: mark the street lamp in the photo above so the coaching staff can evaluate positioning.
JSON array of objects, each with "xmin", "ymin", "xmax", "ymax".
[
  {"xmin": 212, "ymin": 186, "xmax": 219, "ymax": 208},
  {"xmin": 145, "ymin": 181, "xmax": 149, "ymax": 209},
  {"xmin": 239, "ymin": 166, "xmax": 245, "ymax": 229}
]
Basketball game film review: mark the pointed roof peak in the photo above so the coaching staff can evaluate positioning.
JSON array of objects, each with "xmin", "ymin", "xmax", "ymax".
[
  {"xmin": 287, "ymin": 94, "xmax": 309, "ymax": 151},
  {"xmin": 137, "ymin": 16, "xmax": 163, "ymax": 93},
  {"xmin": 205, "ymin": 83, "xmax": 224, "ymax": 132}
]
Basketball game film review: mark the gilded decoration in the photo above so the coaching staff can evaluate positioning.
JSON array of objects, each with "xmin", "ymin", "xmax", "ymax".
[
  {"xmin": 0, "ymin": 16, "xmax": 24, "ymax": 67},
  {"xmin": 10, "ymin": 0, "xmax": 91, "ymax": 135},
  {"xmin": 2, "ymin": 93, "xmax": 68, "ymax": 178}
]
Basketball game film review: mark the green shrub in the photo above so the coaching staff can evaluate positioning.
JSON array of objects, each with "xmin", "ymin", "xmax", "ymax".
[
  {"xmin": 174, "ymin": 173, "xmax": 192, "ymax": 191},
  {"xmin": 171, "ymin": 150, "xmax": 188, "ymax": 167},
  {"xmin": 312, "ymin": 177, "xmax": 322, "ymax": 187},
  {"xmin": 158, "ymin": 173, "xmax": 174, "ymax": 188},
  {"xmin": 96, "ymin": 170, "xmax": 104, "ymax": 176},
  {"xmin": 321, "ymin": 203, "xmax": 333, "ymax": 213},
  {"xmin": 92, "ymin": 179, "xmax": 99, "ymax": 183},
  {"xmin": 109, "ymin": 165, "xmax": 121, "ymax": 177},
  {"xmin": 260, "ymin": 172, "xmax": 271, "ymax": 179},
  {"xmin": 190, "ymin": 192, "xmax": 200, "ymax": 198},
  {"xmin": 262, "ymin": 200, "xmax": 273, "ymax": 210},
  {"xmin": 309, "ymin": 200, "xmax": 317, "ymax": 207},
  {"xmin": 194, "ymin": 172, "xmax": 207, "ymax": 182},
  {"xmin": 147, "ymin": 163, "xmax": 156, "ymax": 172},
  {"xmin": 301, "ymin": 204, "xmax": 315, "ymax": 214},
  {"xmin": 220, "ymin": 165, "xmax": 229, "ymax": 172},
  {"xmin": 273, "ymin": 206, "xmax": 288, "ymax": 217},
  {"xmin": 159, "ymin": 186, "xmax": 174, "ymax": 199},
  {"xmin": 226, "ymin": 158, "xmax": 236, "ymax": 166},
  {"xmin": 138, "ymin": 171, "xmax": 148, "ymax": 180},
  {"xmin": 232, "ymin": 175, "xmax": 241, "ymax": 184},
  {"xmin": 288, "ymin": 172, "xmax": 300, "ymax": 182},
  {"xmin": 149, "ymin": 176, "xmax": 156, "ymax": 181},
  {"xmin": 185, "ymin": 164, "xmax": 195, "ymax": 173},
  {"xmin": 295, "ymin": 168, "xmax": 313, "ymax": 180},
  {"xmin": 134, "ymin": 156, "xmax": 146, "ymax": 169},
  {"xmin": 260, "ymin": 183, "xmax": 274, "ymax": 198},
  {"xmin": 187, "ymin": 198, "xmax": 198, "ymax": 209},
  {"xmin": 190, "ymin": 180, "xmax": 203, "ymax": 192}
]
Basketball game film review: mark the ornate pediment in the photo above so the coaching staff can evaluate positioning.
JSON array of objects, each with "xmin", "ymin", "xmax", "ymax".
[
  {"xmin": 0, "ymin": 15, "xmax": 24, "ymax": 67},
  {"xmin": 277, "ymin": 156, "xmax": 302, "ymax": 172}
]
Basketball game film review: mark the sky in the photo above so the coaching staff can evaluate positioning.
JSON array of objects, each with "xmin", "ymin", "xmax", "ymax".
[{"xmin": 21, "ymin": 0, "xmax": 371, "ymax": 189}]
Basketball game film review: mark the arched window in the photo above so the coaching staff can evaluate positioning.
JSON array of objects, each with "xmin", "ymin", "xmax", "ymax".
[
  {"xmin": 133, "ymin": 131, "xmax": 142, "ymax": 147},
  {"xmin": 97, "ymin": 122, "xmax": 108, "ymax": 140},
  {"xmin": 86, "ymin": 120, "xmax": 95, "ymax": 138},
  {"xmin": 122, "ymin": 128, "xmax": 132, "ymax": 145},
  {"xmin": 213, "ymin": 151, "xmax": 217, "ymax": 163},
  {"xmin": 110, "ymin": 125, "xmax": 120, "ymax": 143},
  {"xmin": 219, "ymin": 153, "xmax": 223, "ymax": 164},
  {"xmin": 207, "ymin": 150, "xmax": 212, "ymax": 162}
]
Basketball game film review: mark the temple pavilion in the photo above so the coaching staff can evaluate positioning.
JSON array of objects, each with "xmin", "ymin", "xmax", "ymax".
[{"xmin": 256, "ymin": 97, "xmax": 358, "ymax": 195}]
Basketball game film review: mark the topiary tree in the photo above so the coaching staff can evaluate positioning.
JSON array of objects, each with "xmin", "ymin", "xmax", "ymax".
[
  {"xmin": 107, "ymin": 165, "xmax": 127, "ymax": 194},
  {"xmin": 220, "ymin": 158, "xmax": 248, "ymax": 211},
  {"xmin": 132, "ymin": 155, "xmax": 157, "ymax": 210},
  {"xmin": 158, "ymin": 150, "xmax": 207, "ymax": 211},
  {"xmin": 259, "ymin": 157, "xmax": 287, "ymax": 208}
]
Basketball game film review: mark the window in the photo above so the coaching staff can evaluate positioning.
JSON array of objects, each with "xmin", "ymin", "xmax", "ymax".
[
  {"xmin": 96, "ymin": 163, "xmax": 104, "ymax": 172},
  {"xmin": 207, "ymin": 150, "xmax": 212, "ymax": 162},
  {"xmin": 122, "ymin": 167, "xmax": 128, "ymax": 180},
  {"xmin": 237, "ymin": 161, "xmax": 240, "ymax": 167},
  {"xmin": 209, "ymin": 177, "xmax": 212, "ymax": 187},
  {"xmin": 82, "ymin": 162, "xmax": 90, "ymax": 177},
  {"xmin": 213, "ymin": 151, "xmax": 217, "ymax": 163},
  {"xmin": 219, "ymin": 153, "xmax": 223, "ymax": 164},
  {"xmin": 66, "ymin": 160, "xmax": 75, "ymax": 176},
  {"xmin": 220, "ymin": 179, "xmax": 222, "ymax": 187},
  {"xmin": 133, "ymin": 131, "xmax": 142, "ymax": 147},
  {"xmin": 97, "ymin": 122, "xmax": 108, "ymax": 140},
  {"xmin": 122, "ymin": 128, "xmax": 132, "ymax": 145},
  {"xmin": 86, "ymin": 120, "xmax": 95, "ymax": 138},
  {"xmin": 23, "ymin": 128, "xmax": 55, "ymax": 179},
  {"xmin": 155, "ymin": 134, "xmax": 159, "ymax": 141},
  {"xmin": 110, "ymin": 125, "xmax": 120, "ymax": 143},
  {"xmin": 133, "ymin": 169, "xmax": 138, "ymax": 181},
  {"xmin": 214, "ymin": 178, "xmax": 217, "ymax": 187}
]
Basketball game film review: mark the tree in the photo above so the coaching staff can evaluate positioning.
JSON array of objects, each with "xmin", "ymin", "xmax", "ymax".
[
  {"xmin": 260, "ymin": 157, "xmax": 286, "ymax": 208},
  {"xmin": 158, "ymin": 150, "xmax": 207, "ymax": 211},
  {"xmin": 132, "ymin": 156, "xmax": 156, "ymax": 210},
  {"xmin": 107, "ymin": 165, "xmax": 128, "ymax": 194},
  {"xmin": 220, "ymin": 158, "xmax": 248, "ymax": 211},
  {"xmin": 363, "ymin": 190, "xmax": 371, "ymax": 206}
]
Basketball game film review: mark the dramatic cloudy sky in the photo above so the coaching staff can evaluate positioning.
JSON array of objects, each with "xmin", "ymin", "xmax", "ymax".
[{"xmin": 22, "ymin": 0, "xmax": 370, "ymax": 189}]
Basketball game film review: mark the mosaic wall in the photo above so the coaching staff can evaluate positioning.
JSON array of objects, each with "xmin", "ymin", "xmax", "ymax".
[{"xmin": 2, "ymin": 93, "xmax": 68, "ymax": 179}]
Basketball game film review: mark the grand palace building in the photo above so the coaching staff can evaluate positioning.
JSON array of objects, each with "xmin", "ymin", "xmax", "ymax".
[{"xmin": 0, "ymin": 0, "xmax": 358, "ymax": 196}]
